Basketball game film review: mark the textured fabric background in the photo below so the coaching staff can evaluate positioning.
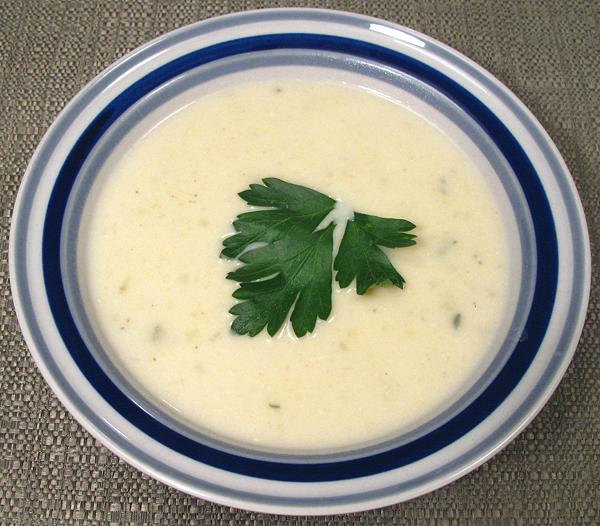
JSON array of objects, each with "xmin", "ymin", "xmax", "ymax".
[{"xmin": 0, "ymin": 1, "xmax": 598, "ymax": 524}]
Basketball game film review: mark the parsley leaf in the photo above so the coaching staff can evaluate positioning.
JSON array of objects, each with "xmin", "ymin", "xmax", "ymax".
[
  {"xmin": 221, "ymin": 177, "xmax": 335, "ymax": 258},
  {"xmin": 222, "ymin": 178, "xmax": 416, "ymax": 337},
  {"xmin": 228, "ymin": 224, "xmax": 334, "ymax": 337},
  {"xmin": 334, "ymin": 212, "xmax": 416, "ymax": 294}
]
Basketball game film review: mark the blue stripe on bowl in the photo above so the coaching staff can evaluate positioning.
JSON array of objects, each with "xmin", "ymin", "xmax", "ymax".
[{"xmin": 41, "ymin": 33, "xmax": 558, "ymax": 482}]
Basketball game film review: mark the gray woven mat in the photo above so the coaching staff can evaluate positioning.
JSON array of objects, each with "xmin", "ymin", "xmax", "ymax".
[{"xmin": 1, "ymin": 1, "xmax": 598, "ymax": 524}]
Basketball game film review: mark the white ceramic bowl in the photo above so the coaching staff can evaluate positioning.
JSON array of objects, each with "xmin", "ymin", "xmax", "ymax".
[{"xmin": 10, "ymin": 9, "xmax": 590, "ymax": 515}]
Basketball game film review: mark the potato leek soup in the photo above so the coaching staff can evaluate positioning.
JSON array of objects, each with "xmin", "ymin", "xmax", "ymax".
[{"xmin": 83, "ymin": 80, "xmax": 510, "ymax": 451}]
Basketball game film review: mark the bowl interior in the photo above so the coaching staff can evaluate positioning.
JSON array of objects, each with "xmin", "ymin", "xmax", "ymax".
[{"xmin": 62, "ymin": 49, "xmax": 533, "ymax": 459}]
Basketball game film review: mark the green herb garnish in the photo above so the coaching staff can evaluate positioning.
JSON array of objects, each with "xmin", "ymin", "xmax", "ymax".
[{"xmin": 222, "ymin": 178, "xmax": 416, "ymax": 337}]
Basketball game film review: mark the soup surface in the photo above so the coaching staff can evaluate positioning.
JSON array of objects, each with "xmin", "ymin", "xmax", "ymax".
[{"xmin": 83, "ymin": 80, "xmax": 510, "ymax": 451}]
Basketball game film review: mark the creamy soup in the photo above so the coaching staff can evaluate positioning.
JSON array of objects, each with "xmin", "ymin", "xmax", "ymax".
[{"xmin": 83, "ymin": 81, "xmax": 510, "ymax": 451}]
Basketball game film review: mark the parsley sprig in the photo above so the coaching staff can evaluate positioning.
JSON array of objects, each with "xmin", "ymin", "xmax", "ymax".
[{"xmin": 222, "ymin": 178, "xmax": 416, "ymax": 337}]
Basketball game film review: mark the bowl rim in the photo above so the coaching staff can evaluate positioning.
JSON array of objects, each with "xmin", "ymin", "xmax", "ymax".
[{"xmin": 9, "ymin": 7, "xmax": 591, "ymax": 515}]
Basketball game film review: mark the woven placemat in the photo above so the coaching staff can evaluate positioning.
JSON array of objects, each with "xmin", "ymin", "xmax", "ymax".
[{"xmin": 1, "ymin": 1, "xmax": 598, "ymax": 524}]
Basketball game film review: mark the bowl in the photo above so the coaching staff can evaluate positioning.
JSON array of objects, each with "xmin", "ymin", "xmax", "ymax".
[{"xmin": 9, "ymin": 8, "xmax": 590, "ymax": 515}]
